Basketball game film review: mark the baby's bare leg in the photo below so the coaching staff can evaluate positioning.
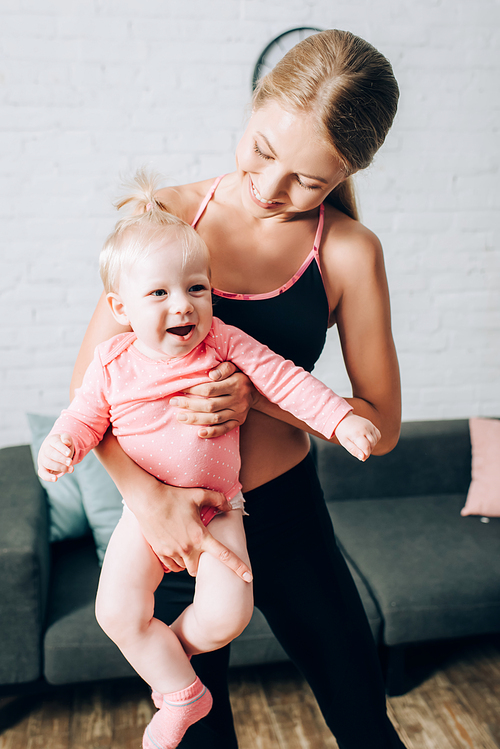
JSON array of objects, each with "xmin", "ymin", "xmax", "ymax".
[
  {"xmin": 95, "ymin": 505, "xmax": 195, "ymax": 695},
  {"xmin": 171, "ymin": 510, "xmax": 254, "ymax": 655}
]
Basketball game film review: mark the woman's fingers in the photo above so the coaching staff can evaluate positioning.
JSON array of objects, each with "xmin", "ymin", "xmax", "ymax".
[
  {"xmin": 171, "ymin": 371, "xmax": 258, "ymax": 439},
  {"xmin": 194, "ymin": 488, "xmax": 233, "ymax": 514},
  {"xmin": 174, "ymin": 403, "xmax": 241, "ymax": 437},
  {"xmin": 208, "ymin": 361, "xmax": 238, "ymax": 382},
  {"xmin": 139, "ymin": 487, "xmax": 235, "ymax": 575},
  {"xmin": 198, "ymin": 420, "xmax": 240, "ymax": 439},
  {"xmin": 186, "ymin": 489, "xmax": 253, "ymax": 580},
  {"xmin": 200, "ymin": 534, "xmax": 253, "ymax": 583},
  {"xmin": 156, "ymin": 556, "xmax": 186, "ymax": 574},
  {"xmin": 174, "ymin": 397, "xmax": 233, "ymax": 419},
  {"xmin": 152, "ymin": 525, "xmax": 252, "ymax": 582}
]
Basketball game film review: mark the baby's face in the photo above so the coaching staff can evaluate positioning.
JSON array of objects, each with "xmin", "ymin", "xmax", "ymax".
[{"xmin": 116, "ymin": 238, "xmax": 213, "ymax": 361}]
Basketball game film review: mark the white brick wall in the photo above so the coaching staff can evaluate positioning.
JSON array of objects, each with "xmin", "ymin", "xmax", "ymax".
[{"xmin": 1, "ymin": 0, "xmax": 499, "ymax": 447}]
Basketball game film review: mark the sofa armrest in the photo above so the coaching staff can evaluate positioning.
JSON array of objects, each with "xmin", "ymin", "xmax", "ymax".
[{"xmin": 0, "ymin": 444, "xmax": 51, "ymax": 685}]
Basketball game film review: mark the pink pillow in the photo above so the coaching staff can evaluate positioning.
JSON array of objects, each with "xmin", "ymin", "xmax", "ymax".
[{"xmin": 461, "ymin": 418, "xmax": 500, "ymax": 517}]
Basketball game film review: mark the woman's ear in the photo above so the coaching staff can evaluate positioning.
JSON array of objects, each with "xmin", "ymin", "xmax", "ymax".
[{"xmin": 106, "ymin": 292, "xmax": 130, "ymax": 326}]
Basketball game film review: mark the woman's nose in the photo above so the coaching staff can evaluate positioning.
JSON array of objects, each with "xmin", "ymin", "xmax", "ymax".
[{"xmin": 258, "ymin": 165, "xmax": 286, "ymax": 201}]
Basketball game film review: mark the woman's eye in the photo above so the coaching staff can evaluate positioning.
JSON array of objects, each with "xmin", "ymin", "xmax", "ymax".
[
  {"xmin": 151, "ymin": 289, "xmax": 167, "ymax": 297},
  {"xmin": 253, "ymin": 142, "xmax": 272, "ymax": 160},
  {"xmin": 295, "ymin": 176, "xmax": 320, "ymax": 191}
]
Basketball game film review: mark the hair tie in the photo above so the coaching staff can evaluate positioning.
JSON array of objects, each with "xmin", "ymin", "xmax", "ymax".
[{"xmin": 145, "ymin": 202, "xmax": 152, "ymax": 212}]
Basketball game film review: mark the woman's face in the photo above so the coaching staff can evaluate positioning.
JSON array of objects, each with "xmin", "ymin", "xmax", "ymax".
[{"xmin": 235, "ymin": 101, "xmax": 347, "ymax": 219}]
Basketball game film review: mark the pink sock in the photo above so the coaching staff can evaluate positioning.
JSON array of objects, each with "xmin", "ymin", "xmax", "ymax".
[
  {"xmin": 151, "ymin": 657, "xmax": 192, "ymax": 709},
  {"xmin": 151, "ymin": 689, "xmax": 163, "ymax": 709},
  {"xmin": 143, "ymin": 677, "xmax": 212, "ymax": 749}
]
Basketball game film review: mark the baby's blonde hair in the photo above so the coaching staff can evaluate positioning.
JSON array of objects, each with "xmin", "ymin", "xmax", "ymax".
[{"xmin": 100, "ymin": 169, "xmax": 210, "ymax": 293}]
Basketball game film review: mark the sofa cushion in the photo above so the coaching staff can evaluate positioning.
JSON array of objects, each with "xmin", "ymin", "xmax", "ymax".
[
  {"xmin": 44, "ymin": 538, "xmax": 136, "ymax": 685},
  {"xmin": 461, "ymin": 417, "xmax": 500, "ymax": 518},
  {"xmin": 314, "ymin": 420, "xmax": 472, "ymax": 502},
  {"xmin": 43, "ymin": 534, "xmax": 381, "ymax": 684},
  {"xmin": 44, "ymin": 539, "xmax": 291, "ymax": 683},
  {"xmin": 330, "ymin": 494, "xmax": 500, "ymax": 647}
]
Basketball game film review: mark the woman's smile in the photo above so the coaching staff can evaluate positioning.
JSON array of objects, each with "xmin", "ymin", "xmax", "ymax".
[{"xmin": 249, "ymin": 177, "xmax": 283, "ymax": 208}]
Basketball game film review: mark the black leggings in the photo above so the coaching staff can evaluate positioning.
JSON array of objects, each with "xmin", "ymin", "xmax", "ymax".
[{"xmin": 154, "ymin": 454, "xmax": 406, "ymax": 749}]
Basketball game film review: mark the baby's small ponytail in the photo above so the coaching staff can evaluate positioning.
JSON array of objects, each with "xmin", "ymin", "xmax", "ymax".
[
  {"xmin": 114, "ymin": 168, "xmax": 172, "ymax": 220},
  {"xmin": 100, "ymin": 168, "xmax": 209, "ymax": 294}
]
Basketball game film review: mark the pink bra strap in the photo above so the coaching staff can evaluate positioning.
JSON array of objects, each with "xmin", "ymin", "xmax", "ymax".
[
  {"xmin": 312, "ymin": 204, "xmax": 329, "ymax": 317},
  {"xmin": 313, "ymin": 204, "xmax": 325, "ymax": 253},
  {"xmin": 212, "ymin": 203, "xmax": 327, "ymax": 303},
  {"xmin": 191, "ymin": 175, "xmax": 225, "ymax": 228}
]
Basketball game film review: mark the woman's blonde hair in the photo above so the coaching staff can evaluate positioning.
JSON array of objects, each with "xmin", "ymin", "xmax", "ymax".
[
  {"xmin": 252, "ymin": 29, "xmax": 399, "ymax": 220},
  {"xmin": 100, "ymin": 169, "xmax": 210, "ymax": 293}
]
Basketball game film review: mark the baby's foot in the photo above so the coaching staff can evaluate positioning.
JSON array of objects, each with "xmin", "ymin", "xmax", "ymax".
[{"xmin": 143, "ymin": 677, "xmax": 212, "ymax": 749}]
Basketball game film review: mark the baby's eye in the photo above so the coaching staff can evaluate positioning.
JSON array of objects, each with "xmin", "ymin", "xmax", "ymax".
[
  {"xmin": 151, "ymin": 289, "xmax": 167, "ymax": 297},
  {"xmin": 189, "ymin": 284, "xmax": 208, "ymax": 293}
]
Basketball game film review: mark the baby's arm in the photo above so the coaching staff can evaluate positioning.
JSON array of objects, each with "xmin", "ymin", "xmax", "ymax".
[
  {"xmin": 215, "ymin": 319, "xmax": 380, "ymax": 460},
  {"xmin": 38, "ymin": 345, "xmax": 112, "ymax": 482},
  {"xmin": 38, "ymin": 432, "xmax": 76, "ymax": 482}
]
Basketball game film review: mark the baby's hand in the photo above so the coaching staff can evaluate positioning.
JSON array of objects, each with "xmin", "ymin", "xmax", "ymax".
[
  {"xmin": 38, "ymin": 433, "xmax": 75, "ymax": 482},
  {"xmin": 334, "ymin": 414, "xmax": 381, "ymax": 462}
]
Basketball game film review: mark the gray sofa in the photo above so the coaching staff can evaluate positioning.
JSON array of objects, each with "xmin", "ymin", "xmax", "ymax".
[{"xmin": 1, "ymin": 419, "xmax": 499, "ymax": 696}]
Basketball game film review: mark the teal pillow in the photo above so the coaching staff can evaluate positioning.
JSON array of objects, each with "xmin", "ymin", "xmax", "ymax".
[
  {"xmin": 75, "ymin": 449, "xmax": 123, "ymax": 564},
  {"xmin": 26, "ymin": 413, "xmax": 123, "ymax": 563},
  {"xmin": 27, "ymin": 413, "xmax": 89, "ymax": 543}
]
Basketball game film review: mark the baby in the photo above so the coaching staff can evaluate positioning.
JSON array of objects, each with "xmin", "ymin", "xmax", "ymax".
[{"xmin": 38, "ymin": 174, "xmax": 380, "ymax": 749}]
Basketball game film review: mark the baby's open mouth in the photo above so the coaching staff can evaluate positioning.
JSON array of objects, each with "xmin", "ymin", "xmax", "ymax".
[{"xmin": 167, "ymin": 325, "xmax": 195, "ymax": 337}]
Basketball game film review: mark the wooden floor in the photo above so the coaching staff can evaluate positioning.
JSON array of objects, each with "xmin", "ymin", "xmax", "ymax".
[{"xmin": 1, "ymin": 635, "xmax": 499, "ymax": 749}]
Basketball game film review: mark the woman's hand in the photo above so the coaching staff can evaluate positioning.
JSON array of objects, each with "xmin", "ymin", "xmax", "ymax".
[
  {"xmin": 94, "ymin": 430, "xmax": 252, "ymax": 581},
  {"xmin": 170, "ymin": 362, "xmax": 259, "ymax": 438},
  {"xmin": 131, "ymin": 480, "xmax": 252, "ymax": 581}
]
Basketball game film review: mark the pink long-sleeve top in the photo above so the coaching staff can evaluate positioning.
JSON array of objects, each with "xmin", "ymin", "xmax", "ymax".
[{"xmin": 52, "ymin": 317, "xmax": 352, "ymax": 500}]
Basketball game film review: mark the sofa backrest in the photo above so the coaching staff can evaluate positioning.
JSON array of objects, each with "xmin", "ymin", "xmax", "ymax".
[{"xmin": 313, "ymin": 419, "xmax": 472, "ymax": 502}]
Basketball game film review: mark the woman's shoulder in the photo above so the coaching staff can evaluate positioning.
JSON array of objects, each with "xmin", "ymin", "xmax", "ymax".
[
  {"xmin": 318, "ymin": 204, "xmax": 387, "ymax": 318},
  {"xmin": 155, "ymin": 177, "xmax": 220, "ymax": 224},
  {"xmin": 321, "ymin": 204, "xmax": 384, "ymax": 276}
]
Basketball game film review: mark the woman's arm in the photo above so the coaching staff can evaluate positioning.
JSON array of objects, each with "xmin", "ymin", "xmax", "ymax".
[
  {"xmin": 71, "ymin": 292, "xmax": 252, "ymax": 580},
  {"xmin": 320, "ymin": 219, "xmax": 401, "ymax": 454}
]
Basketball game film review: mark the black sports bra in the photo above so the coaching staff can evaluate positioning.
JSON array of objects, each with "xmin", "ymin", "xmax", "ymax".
[{"xmin": 192, "ymin": 176, "xmax": 330, "ymax": 372}]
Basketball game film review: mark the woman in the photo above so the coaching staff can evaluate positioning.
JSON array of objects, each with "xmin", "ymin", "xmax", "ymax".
[{"xmin": 73, "ymin": 29, "xmax": 403, "ymax": 749}]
